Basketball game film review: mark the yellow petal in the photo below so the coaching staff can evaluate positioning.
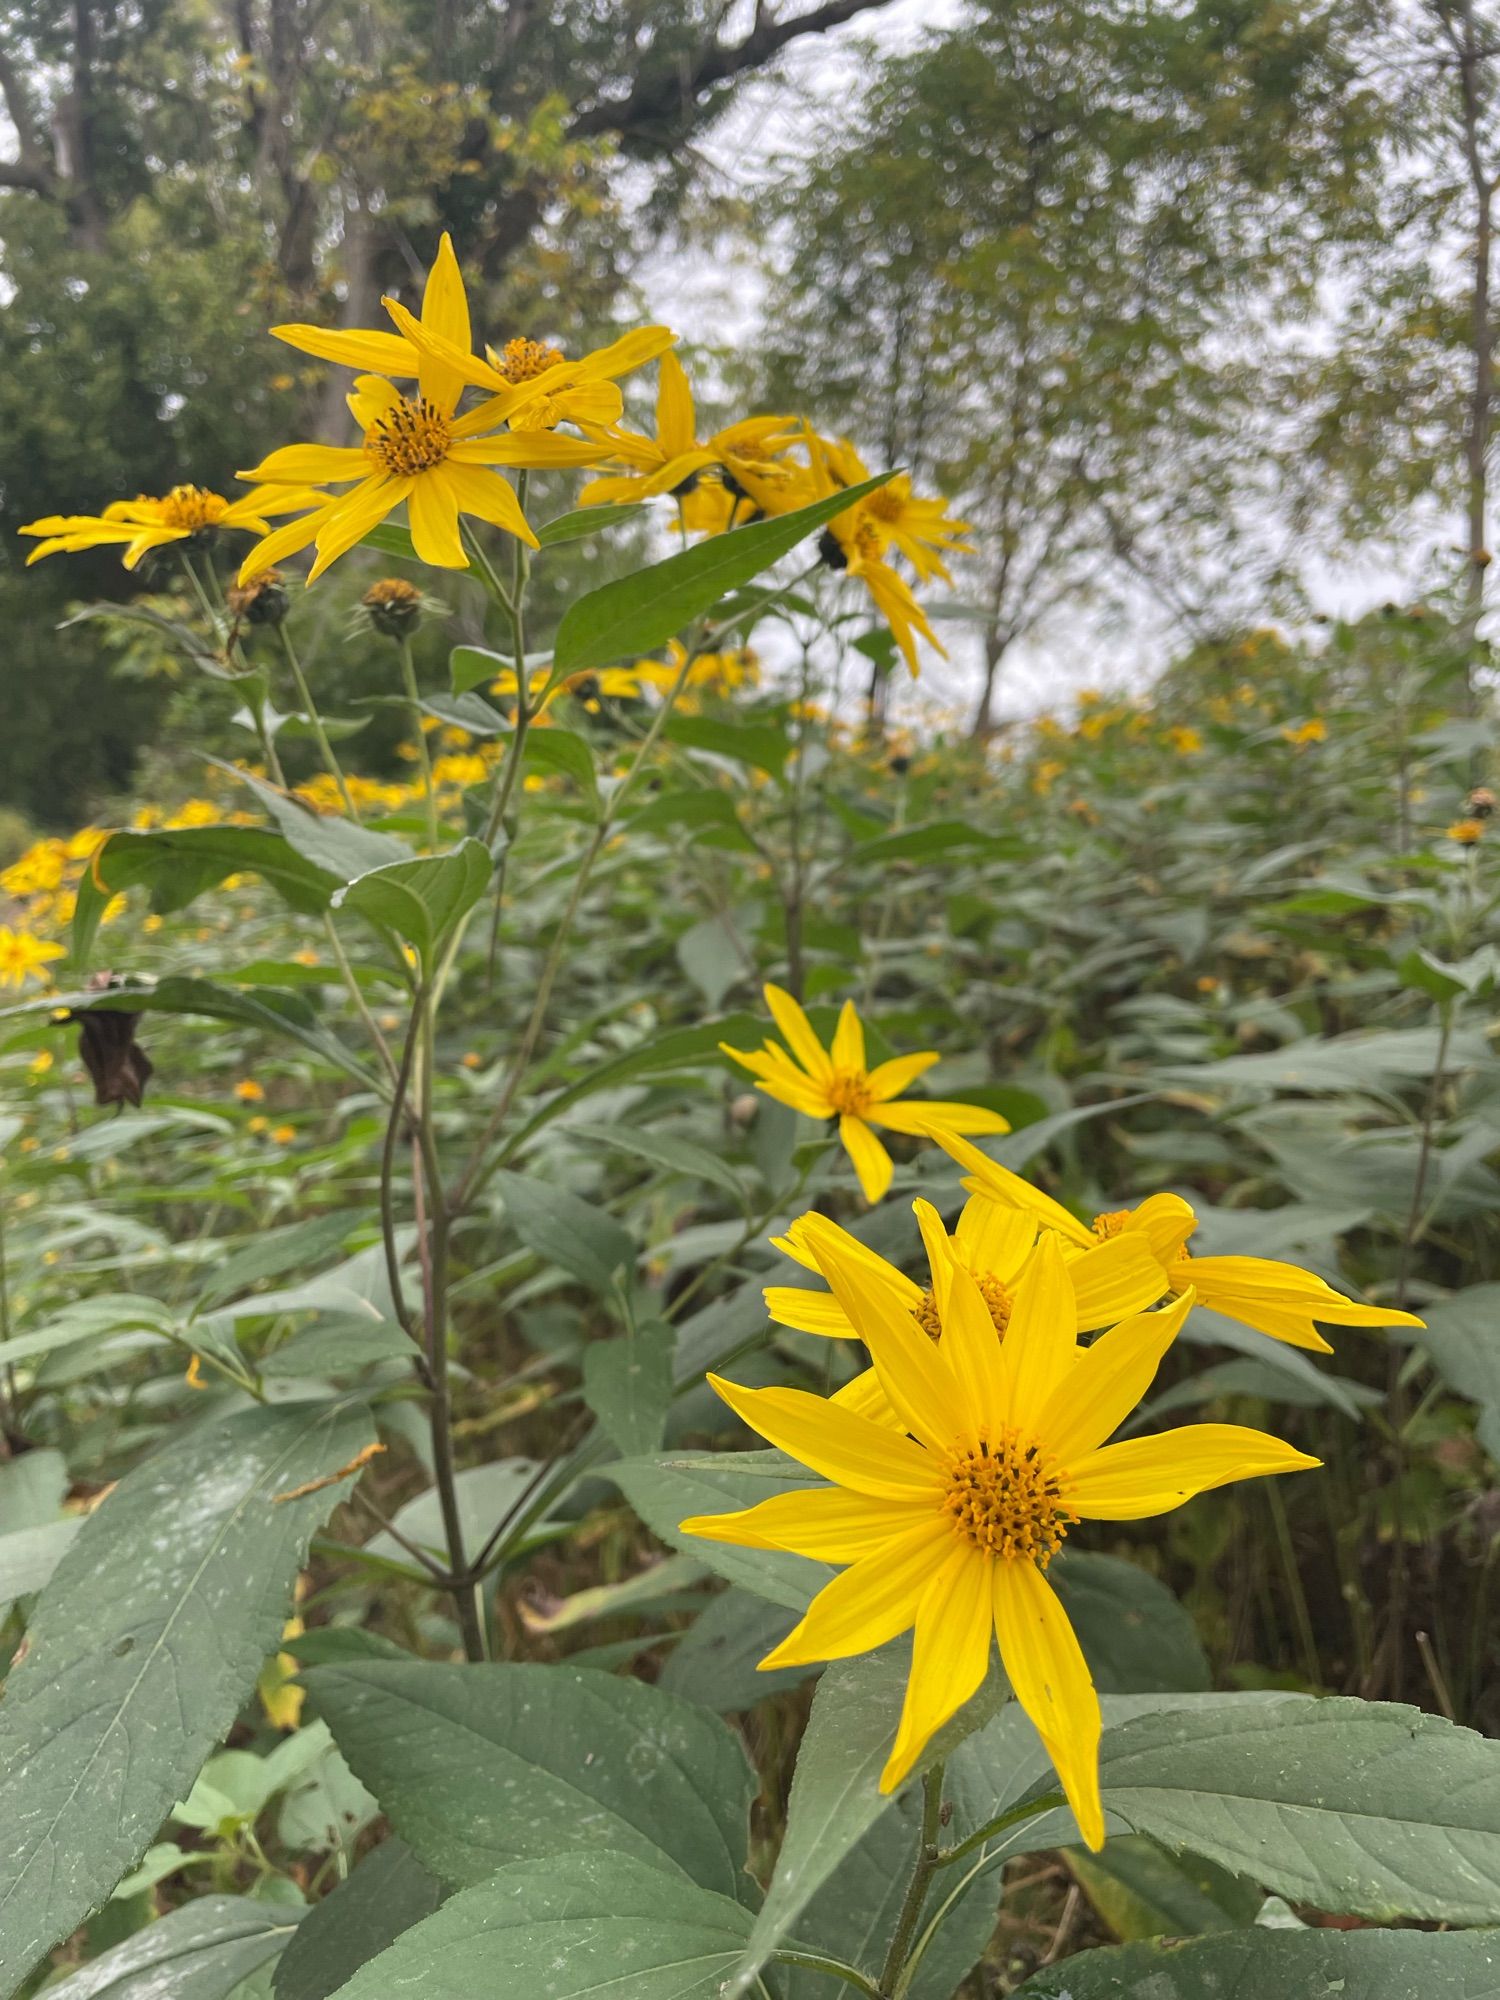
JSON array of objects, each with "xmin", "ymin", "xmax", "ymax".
[
  {"xmin": 864, "ymin": 1050, "xmax": 943, "ymax": 1101},
  {"xmin": 802, "ymin": 1214, "xmax": 966, "ymax": 1453},
  {"xmin": 759, "ymin": 1517, "xmax": 952, "ymax": 1669},
  {"xmin": 418, "ymin": 232, "xmax": 471, "ymax": 412},
  {"xmin": 437, "ymin": 462, "xmax": 540, "ymax": 548},
  {"xmin": 571, "ymin": 324, "xmax": 677, "ymax": 383},
  {"xmin": 407, "ymin": 470, "xmax": 467, "ymax": 567},
  {"xmin": 382, "ymin": 294, "xmax": 503, "ymax": 394},
  {"xmin": 656, "ymin": 348, "xmax": 697, "ymax": 457},
  {"xmin": 840, "ymin": 1115, "xmax": 894, "ymax": 1203},
  {"xmin": 705, "ymin": 1373, "xmax": 943, "ymax": 1499},
  {"xmin": 1188, "ymin": 1256, "xmax": 1425, "ymax": 1344},
  {"xmin": 1132, "ymin": 1192, "xmax": 1197, "ymax": 1263},
  {"xmin": 1038, "ymin": 1288, "xmax": 1195, "ymax": 1462},
  {"xmin": 881, "ymin": 1543, "xmax": 993, "ymax": 1791},
  {"xmin": 998, "ymin": 1232, "xmax": 1078, "ymax": 1431},
  {"xmin": 348, "ymin": 372, "xmax": 403, "ymax": 431},
  {"xmin": 870, "ymin": 1098, "xmax": 1011, "ymax": 1138},
  {"xmin": 831, "ymin": 1367, "xmax": 901, "ymax": 1426},
  {"xmin": 993, "ymin": 1559, "xmax": 1104, "ymax": 1850},
  {"xmin": 913, "ymin": 1197, "xmax": 956, "ymax": 1324},
  {"xmin": 954, "ymin": 1197, "xmax": 1037, "ymax": 1283},
  {"xmin": 237, "ymin": 498, "xmax": 337, "ymax": 584},
  {"xmin": 928, "ymin": 1133, "xmax": 1094, "ymax": 1249},
  {"xmin": 830, "ymin": 998, "xmax": 865, "ymax": 1072},
  {"xmin": 308, "ymin": 475, "xmax": 410, "ymax": 582},
  {"xmin": 936, "ymin": 1260, "xmax": 1010, "ymax": 1442},
  {"xmin": 763, "ymin": 983, "xmax": 832, "ymax": 1078},
  {"xmin": 681, "ymin": 1485, "xmax": 928, "ymax": 1561},
  {"xmin": 447, "ymin": 434, "xmax": 606, "ymax": 468},
  {"xmin": 764, "ymin": 1285, "xmax": 857, "ymax": 1338},
  {"xmin": 271, "ymin": 322, "xmax": 418, "ymax": 377},
  {"xmin": 1067, "ymin": 1234, "xmax": 1170, "ymax": 1330},
  {"xmin": 238, "ymin": 443, "xmax": 369, "ymax": 486},
  {"xmin": 1069, "ymin": 1424, "xmax": 1321, "ymax": 1520}
]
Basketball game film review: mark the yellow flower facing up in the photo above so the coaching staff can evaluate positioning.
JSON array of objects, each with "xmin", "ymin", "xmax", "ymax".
[
  {"xmin": 238, "ymin": 236, "xmax": 639, "ymax": 582},
  {"xmin": 933, "ymin": 1131, "xmax": 1424, "ymax": 1353},
  {"xmin": 20, "ymin": 484, "xmax": 324, "ymax": 570},
  {"xmin": 683, "ymin": 1222, "xmax": 1318, "ymax": 1841},
  {"xmin": 721, "ymin": 985, "xmax": 1008, "ymax": 1203},
  {"xmin": 0, "ymin": 928, "xmax": 65, "ymax": 989}
]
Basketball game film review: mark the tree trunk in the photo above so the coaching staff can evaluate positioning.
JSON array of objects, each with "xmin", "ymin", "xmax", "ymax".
[{"xmin": 969, "ymin": 629, "xmax": 1009, "ymax": 740}]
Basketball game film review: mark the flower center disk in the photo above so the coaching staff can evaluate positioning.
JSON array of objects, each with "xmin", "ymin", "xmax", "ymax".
[
  {"xmin": 826, "ymin": 1069, "xmax": 874, "ymax": 1118},
  {"xmin": 917, "ymin": 1271, "xmax": 1013, "ymax": 1343},
  {"xmin": 493, "ymin": 336, "xmax": 566, "ymax": 384},
  {"xmin": 942, "ymin": 1431, "xmax": 1076, "ymax": 1564},
  {"xmin": 367, "ymin": 397, "xmax": 452, "ymax": 476},
  {"xmin": 160, "ymin": 485, "xmax": 228, "ymax": 532}
]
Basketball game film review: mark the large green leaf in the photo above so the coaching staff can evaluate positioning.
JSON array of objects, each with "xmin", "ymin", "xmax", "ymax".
[
  {"xmin": 1050, "ymin": 1553, "xmax": 1210, "ymax": 1695},
  {"xmin": 995, "ymin": 1694, "xmax": 1500, "ymax": 1923},
  {"xmin": 331, "ymin": 840, "xmax": 492, "ymax": 973},
  {"xmin": 492, "ymin": 1169, "xmax": 635, "ymax": 1294},
  {"xmin": 1064, "ymin": 1835, "xmax": 1261, "ymax": 1943},
  {"xmin": 583, "ymin": 1321, "xmax": 676, "ymax": 1457},
  {"xmin": 1405, "ymin": 1283, "xmax": 1500, "ymax": 1459},
  {"xmin": 550, "ymin": 473, "xmax": 894, "ymax": 678},
  {"xmin": 537, "ymin": 502, "xmax": 643, "ymax": 547},
  {"xmin": 37, "ymin": 1896, "xmax": 303, "ymax": 2000},
  {"xmin": 274, "ymin": 1840, "xmax": 443, "ymax": 2000},
  {"xmin": 0, "ymin": 1398, "xmax": 375, "ymax": 1992},
  {"xmin": 317, "ymin": 1849, "xmax": 752, "ymax": 2000},
  {"xmin": 220, "ymin": 762, "xmax": 409, "ymax": 879},
  {"xmin": 73, "ymin": 827, "xmax": 337, "ymax": 964},
  {"xmin": 1015, "ymin": 1925, "xmax": 1500, "ymax": 1997},
  {"xmin": 305, "ymin": 1660, "xmax": 754, "ymax": 1903}
]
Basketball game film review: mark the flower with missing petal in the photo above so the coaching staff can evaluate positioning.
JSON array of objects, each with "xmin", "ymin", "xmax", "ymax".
[
  {"xmin": 682, "ymin": 1222, "xmax": 1317, "ymax": 1841},
  {"xmin": 721, "ymin": 984, "xmax": 1008, "ymax": 1203},
  {"xmin": 931, "ymin": 1132, "xmax": 1425, "ymax": 1353}
]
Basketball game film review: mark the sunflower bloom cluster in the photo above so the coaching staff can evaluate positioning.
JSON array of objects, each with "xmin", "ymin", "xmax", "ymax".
[{"xmin": 722, "ymin": 985, "xmax": 1008, "ymax": 1202}]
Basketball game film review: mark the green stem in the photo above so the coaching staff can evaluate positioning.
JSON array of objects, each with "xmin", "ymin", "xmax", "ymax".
[
  {"xmin": 399, "ymin": 635, "xmax": 440, "ymax": 851},
  {"xmin": 277, "ymin": 625, "xmax": 358, "ymax": 820},
  {"xmin": 772, "ymin": 1951, "xmax": 882, "ymax": 1999},
  {"xmin": 934, "ymin": 1789, "xmax": 1064, "ymax": 1870},
  {"xmin": 878, "ymin": 1764, "xmax": 946, "ymax": 1998}
]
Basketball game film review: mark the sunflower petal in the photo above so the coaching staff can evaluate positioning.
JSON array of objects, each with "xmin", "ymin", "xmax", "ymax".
[
  {"xmin": 868, "ymin": 1099, "xmax": 1010, "ymax": 1138},
  {"xmin": 1069, "ymin": 1423, "xmax": 1321, "ymax": 1520},
  {"xmin": 271, "ymin": 323, "xmax": 418, "ymax": 377},
  {"xmin": 882, "ymin": 1544, "xmax": 993, "ymax": 1791},
  {"xmin": 763, "ymin": 983, "xmax": 832, "ymax": 1078},
  {"xmin": 681, "ymin": 1485, "xmax": 927, "ymax": 1561},
  {"xmin": 758, "ymin": 1516, "xmax": 952, "ymax": 1669},
  {"xmin": 418, "ymin": 232, "xmax": 471, "ymax": 412},
  {"xmin": 705, "ymin": 1373, "xmax": 943, "ymax": 1498},
  {"xmin": 307, "ymin": 476, "xmax": 411, "ymax": 582},
  {"xmin": 954, "ymin": 1198, "xmax": 1037, "ymax": 1283},
  {"xmin": 993, "ymin": 1559, "xmax": 1104, "ymax": 1850},
  {"xmin": 1067, "ymin": 1234, "xmax": 1170, "ymax": 1330},
  {"xmin": 841, "ymin": 1116, "xmax": 894, "ymax": 1203},
  {"xmin": 927, "ymin": 1132, "xmax": 1095, "ymax": 1248},
  {"xmin": 865, "ymin": 1051, "xmax": 942, "ymax": 1101},
  {"xmin": 1038, "ymin": 1288, "xmax": 1195, "ymax": 1462},
  {"xmin": 999, "ymin": 1232, "xmax": 1078, "ymax": 1430},
  {"xmin": 237, "ymin": 443, "xmax": 369, "ymax": 487},
  {"xmin": 407, "ymin": 470, "xmax": 467, "ymax": 567},
  {"xmin": 764, "ymin": 1285, "xmax": 857, "ymax": 1339},
  {"xmin": 830, "ymin": 999, "xmax": 865, "ymax": 1072}
]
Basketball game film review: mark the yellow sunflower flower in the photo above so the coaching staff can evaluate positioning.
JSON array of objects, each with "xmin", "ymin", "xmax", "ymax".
[
  {"xmin": 932, "ymin": 1132, "xmax": 1425, "ymax": 1353},
  {"xmin": 576, "ymin": 348, "xmax": 800, "ymax": 512},
  {"xmin": 631, "ymin": 639, "xmax": 759, "ymax": 698},
  {"xmin": 0, "ymin": 928, "xmax": 65, "ymax": 989},
  {"xmin": 20, "ymin": 484, "xmax": 323, "ymax": 570},
  {"xmin": 489, "ymin": 662, "xmax": 652, "ymax": 712},
  {"xmin": 721, "ymin": 985, "xmax": 1009, "ymax": 1203},
  {"xmin": 683, "ymin": 1223, "xmax": 1317, "ymax": 1839},
  {"xmin": 237, "ymin": 236, "xmax": 618, "ymax": 581}
]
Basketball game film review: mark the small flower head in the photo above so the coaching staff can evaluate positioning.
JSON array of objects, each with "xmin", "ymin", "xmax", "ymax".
[
  {"xmin": 360, "ymin": 576, "xmax": 427, "ymax": 638},
  {"xmin": 227, "ymin": 569, "xmax": 290, "ymax": 627},
  {"xmin": 1465, "ymin": 787, "xmax": 1497, "ymax": 820},
  {"xmin": 1447, "ymin": 817, "xmax": 1485, "ymax": 846}
]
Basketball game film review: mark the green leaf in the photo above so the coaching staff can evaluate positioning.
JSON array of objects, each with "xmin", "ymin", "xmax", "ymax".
[
  {"xmin": 312, "ymin": 1849, "xmax": 752, "ymax": 2000},
  {"xmin": 849, "ymin": 820, "xmax": 1016, "ymax": 866},
  {"xmin": 537, "ymin": 502, "xmax": 644, "ymax": 546},
  {"xmin": 418, "ymin": 692, "xmax": 507, "ymax": 737},
  {"xmin": 676, "ymin": 912, "xmax": 748, "ymax": 1010},
  {"xmin": 1004, "ymin": 1694, "xmax": 1500, "ymax": 1923},
  {"xmin": 1065, "ymin": 1835, "xmax": 1260, "ymax": 1943},
  {"xmin": 273, "ymin": 1841, "xmax": 443, "ymax": 2000},
  {"xmin": 657, "ymin": 1588, "xmax": 805, "ymax": 1711},
  {"xmin": 218, "ymin": 761, "xmax": 409, "ymax": 879},
  {"xmin": 0, "ymin": 1398, "xmax": 376, "ymax": 1992},
  {"xmin": 625, "ymin": 789, "xmax": 758, "ymax": 853},
  {"xmin": 1405, "ymin": 1283, "xmax": 1500, "ymax": 1458},
  {"xmin": 358, "ymin": 522, "xmax": 419, "ymax": 563},
  {"xmin": 664, "ymin": 715, "xmax": 790, "ymax": 777},
  {"xmin": 522, "ymin": 727, "xmax": 600, "ymax": 812},
  {"xmin": 305, "ymin": 1660, "xmax": 753, "ymax": 1902},
  {"xmin": 331, "ymin": 839, "xmax": 492, "ymax": 973},
  {"xmin": 1013, "ymin": 1925, "xmax": 1500, "ymax": 1997},
  {"xmin": 583, "ymin": 1321, "xmax": 676, "ymax": 1456},
  {"xmin": 551, "ymin": 473, "xmax": 894, "ymax": 679},
  {"xmin": 35, "ymin": 1895, "xmax": 303, "ymax": 2000},
  {"xmin": 0, "ymin": 1518, "xmax": 81, "ymax": 1601},
  {"xmin": 492, "ymin": 1169, "xmax": 635, "ymax": 1294},
  {"xmin": 73, "ymin": 827, "xmax": 337, "ymax": 964},
  {"xmin": 567, "ymin": 1119, "xmax": 748, "ymax": 1204},
  {"xmin": 1051, "ymin": 1554, "xmax": 1210, "ymax": 1695},
  {"xmin": 449, "ymin": 645, "xmax": 551, "ymax": 697}
]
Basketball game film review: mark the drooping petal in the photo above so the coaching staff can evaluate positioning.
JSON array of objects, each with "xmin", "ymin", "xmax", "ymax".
[
  {"xmin": 927, "ymin": 1132, "xmax": 1095, "ymax": 1249},
  {"xmin": 681, "ymin": 1485, "xmax": 928, "ymax": 1561},
  {"xmin": 704, "ymin": 1372, "xmax": 943, "ymax": 1499},
  {"xmin": 1069, "ymin": 1424, "xmax": 1321, "ymax": 1521},
  {"xmin": 882, "ymin": 1543, "xmax": 994, "ymax": 1791},
  {"xmin": 772, "ymin": 1214, "xmax": 923, "ymax": 1299},
  {"xmin": 802, "ymin": 1214, "xmax": 967, "ymax": 1454},
  {"xmin": 830, "ymin": 998, "xmax": 865, "ymax": 1073},
  {"xmin": 763, "ymin": 983, "xmax": 832, "ymax": 1079},
  {"xmin": 954, "ymin": 1198, "xmax": 1037, "ymax": 1284},
  {"xmin": 998, "ymin": 1232, "xmax": 1078, "ymax": 1432},
  {"xmin": 868, "ymin": 1099, "xmax": 1010, "ymax": 1138},
  {"xmin": 1066, "ymin": 1234, "xmax": 1170, "ymax": 1330},
  {"xmin": 437, "ymin": 461, "xmax": 540, "ymax": 548},
  {"xmin": 759, "ymin": 1516, "xmax": 953, "ymax": 1670},
  {"xmin": 656, "ymin": 348, "xmax": 697, "ymax": 457},
  {"xmin": 993, "ymin": 1559, "xmax": 1104, "ymax": 1851},
  {"xmin": 417, "ymin": 232, "xmax": 471, "ymax": 413},
  {"xmin": 1038, "ymin": 1288, "xmax": 1195, "ymax": 1463},
  {"xmin": 764, "ymin": 1285, "xmax": 857, "ymax": 1339},
  {"xmin": 865, "ymin": 1050, "xmax": 942, "ymax": 1101},
  {"xmin": 406, "ymin": 470, "xmax": 467, "ymax": 567},
  {"xmin": 1187, "ymin": 1255, "xmax": 1425, "ymax": 1349},
  {"xmin": 307, "ymin": 475, "xmax": 411, "ymax": 582},
  {"xmin": 840, "ymin": 1115, "xmax": 894, "ymax": 1203},
  {"xmin": 271, "ymin": 322, "xmax": 418, "ymax": 377}
]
